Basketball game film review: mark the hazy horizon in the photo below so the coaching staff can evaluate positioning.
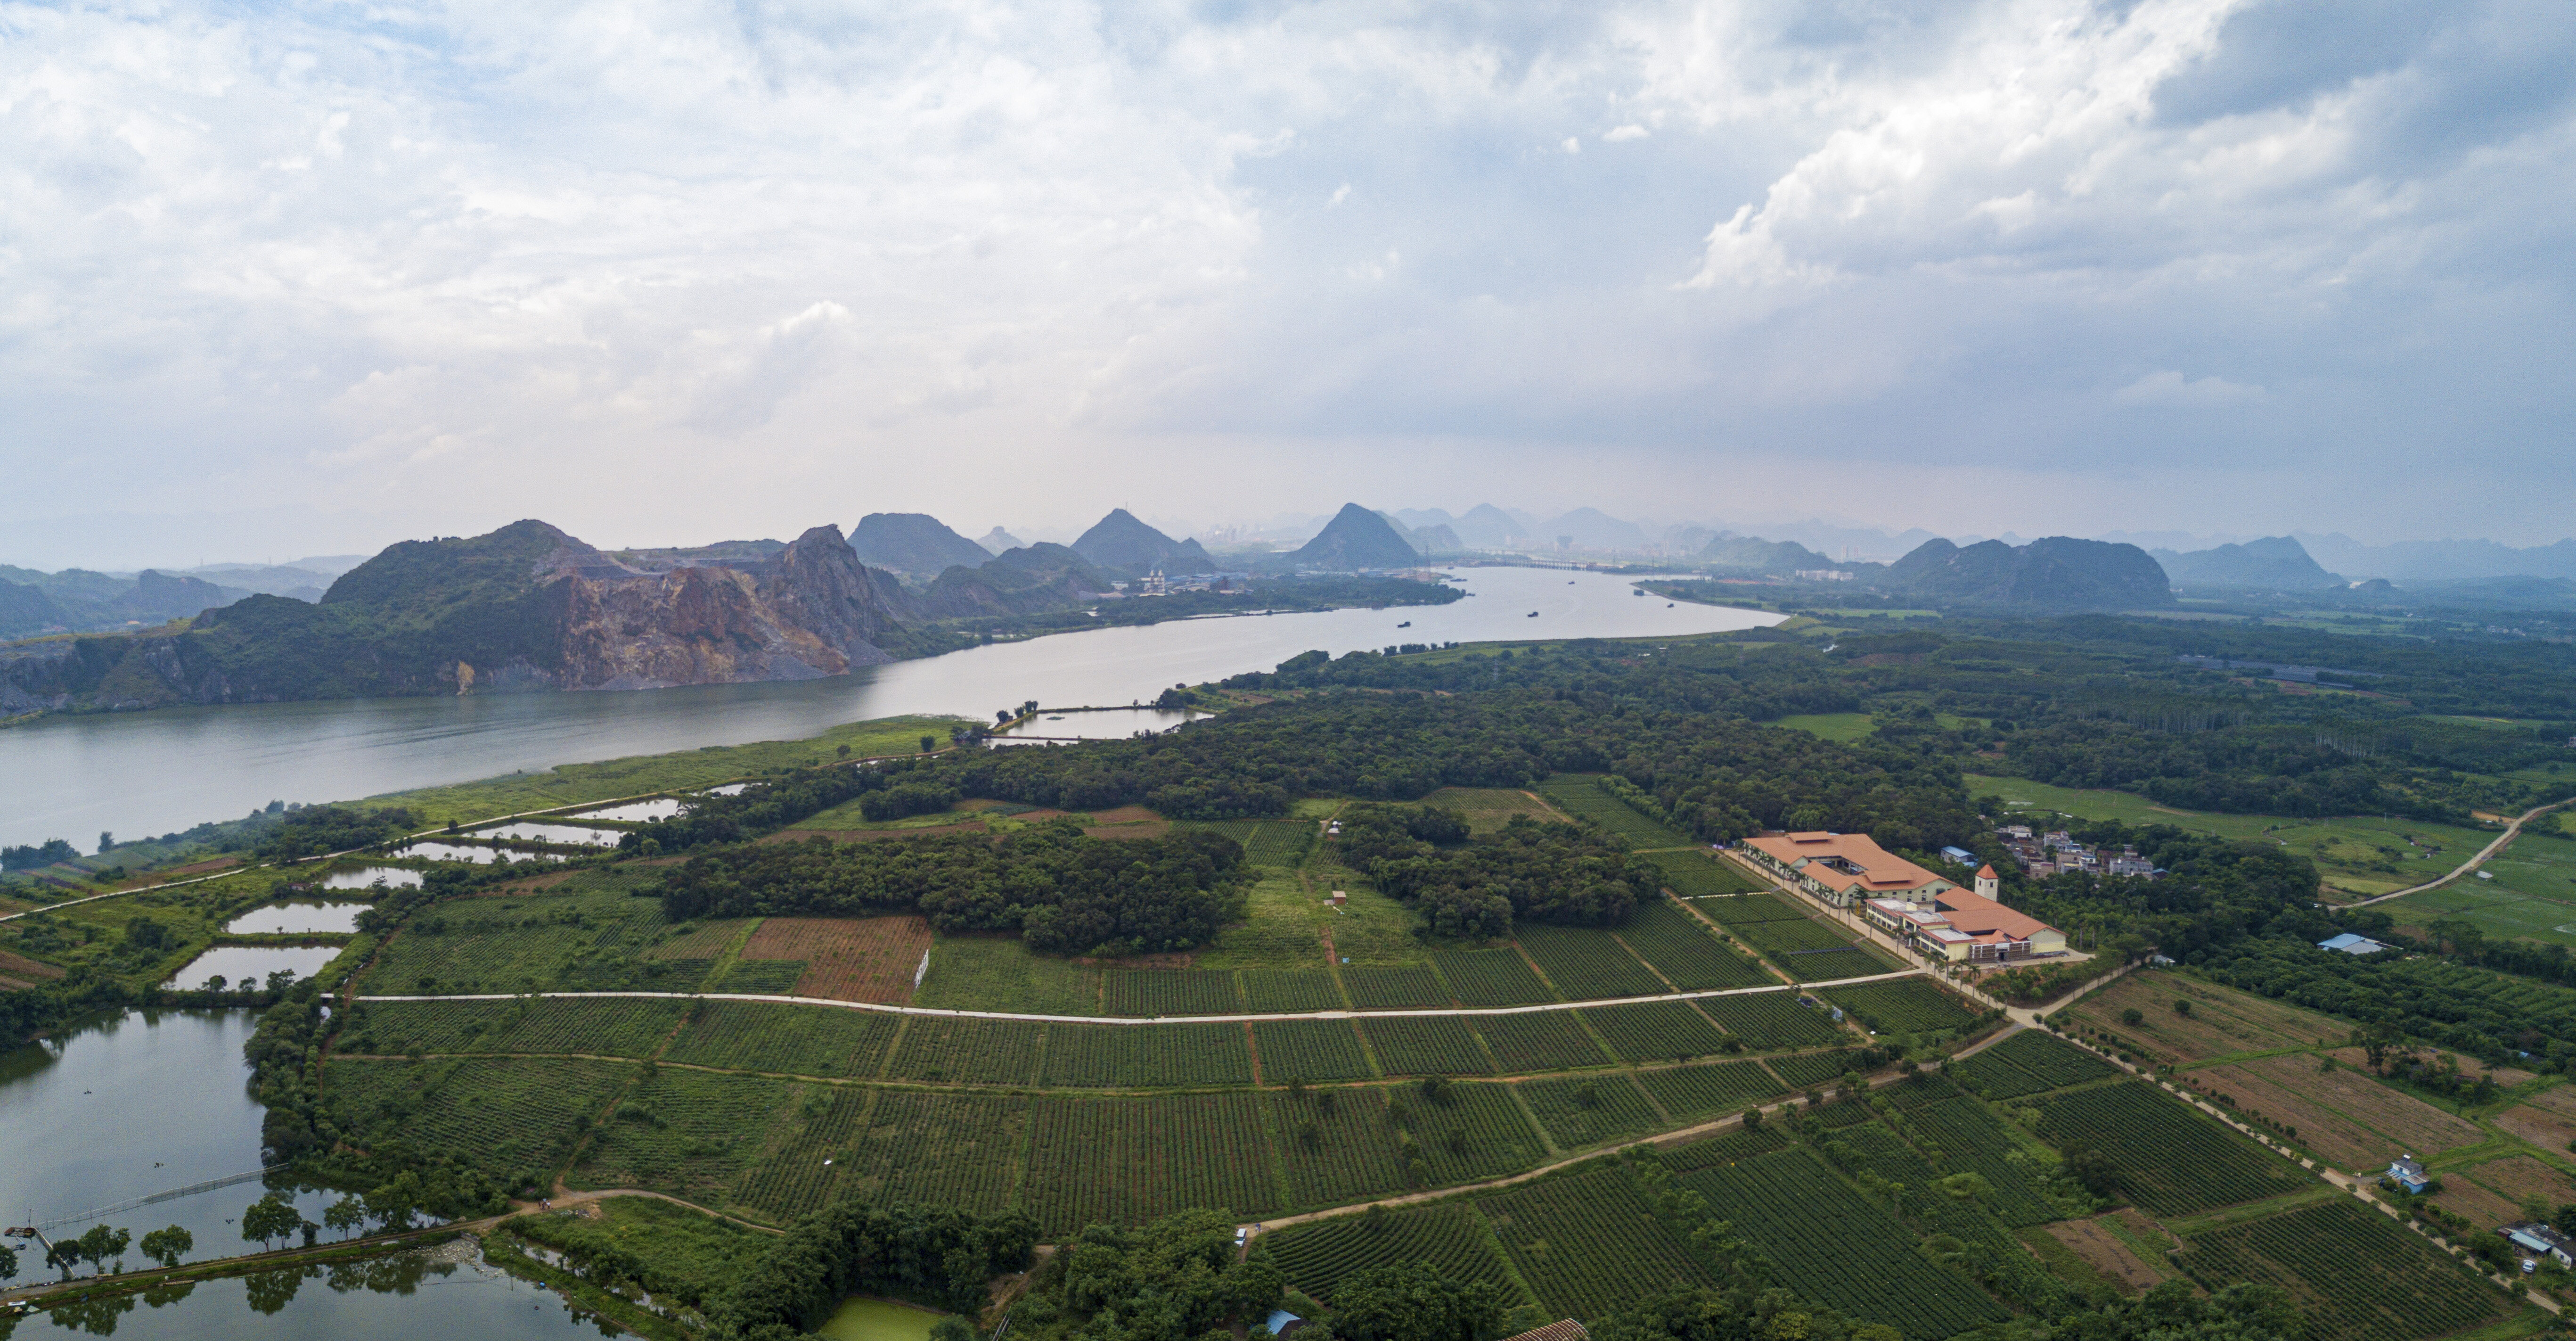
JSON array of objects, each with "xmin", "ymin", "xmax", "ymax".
[{"xmin": 6, "ymin": 1, "xmax": 2572, "ymax": 568}]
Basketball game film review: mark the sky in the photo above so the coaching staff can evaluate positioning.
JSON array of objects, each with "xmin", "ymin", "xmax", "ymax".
[{"xmin": 3, "ymin": 0, "xmax": 2572, "ymax": 570}]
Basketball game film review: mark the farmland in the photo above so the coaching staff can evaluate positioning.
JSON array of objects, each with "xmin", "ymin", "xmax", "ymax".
[
  {"xmin": 1104, "ymin": 968, "xmax": 1244, "ymax": 1016},
  {"xmin": 736, "ymin": 914, "xmax": 931, "ymax": 1002},
  {"xmin": 1431, "ymin": 947, "xmax": 1556, "ymax": 1007},
  {"xmin": 1675, "ymin": 1149, "xmax": 2011, "ymax": 1340},
  {"xmin": 1615, "ymin": 902, "xmax": 1773, "ymax": 989},
  {"xmin": 2056, "ymin": 970, "xmax": 2342, "ymax": 1064},
  {"xmin": 2181, "ymin": 1197, "xmax": 2507, "ymax": 1341},
  {"xmin": 572, "ymin": 1067, "xmax": 791, "ymax": 1206},
  {"xmin": 2188, "ymin": 1052, "xmax": 2485, "ymax": 1171},
  {"xmin": 1476, "ymin": 1011, "xmax": 1611, "ymax": 1072},
  {"xmin": 1515, "ymin": 926, "xmax": 1665, "ymax": 999},
  {"xmin": 1260, "ymin": 1204, "xmax": 1521, "ymax": 1302},
  {"xmin": 1361, "ymin": 1016, "xmax": 1494, "ymax": 1075},
  {"xmin": 913, "ymin": 935, "xmax": 1102, "ymax": 1015},
  {"xmin": 1700, "ymin": 992, "xmax": 1848, "ymax": 1049},
  {"xmin": 325, "ymin": 1056, "xmax": 634, "ymax": 1184},
  {"xmin": 2036, "ymin": 1083, "xmax": 2314, "ymax": 1216},
  {"xmin": 1253, "ymin": 1019, "xmax": 1375, "ymax": 1083},
  {"xmin": 1531, "ymin": 776, "xmax": 1696, "ymax": 850},
  {"xmin": 1637, "ymin": 1060, "xmax": 1781, "ymax": 1119},
  {"xmin": 1518, "ymin": 1074, "xmax": 1666, "ymax": 1149},
  {"xmin": 1341, "ymin": 964, "xmax": 1452, "ymax": 1009},
  {"xmin": 1271, "ymin": 1088, "xmax": 1413, "ymax": 1207},
  {"xmin": 1421, "ymin": 786, "xmax": 1570, "ymax": 836},
  {"xmin": 885, "ymin": 1017, "xmax": 1041, "ymax": 1085},
  {"xmin": 1242, "ymin": 969, "xmax": 1346, "ymax": 1012},
  {"xmin": 1642, "ymin": 849, "xmax": 1761, "ymax": 897},
  {"xmin": 1949, "ymin": 1028, "xmax": 2120, "ymax": 1098},
  {"xmin": 660, "ymin": 999, "xmax": 901, "ymax": 1077},
  {"xmin": 1479, "ymin": 1169, "xmax": 1717, "ymax": 1322},
  {"xmin": 1822, "ymin": 978, "xmax": 1979, "ymax": 1034},
  {"xmin": 1024, "ymin": 1093, "xmax": 1281, "ymax": 1235},
  {"xmin": 1577, "ymin": 1000, "xmax": 1730, "ymax": 1063}
]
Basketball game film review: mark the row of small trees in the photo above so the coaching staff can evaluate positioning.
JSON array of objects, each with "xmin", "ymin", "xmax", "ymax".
[{"xmin": 0, "ymin": 1175, "xmax": 435, "ymax": 1287}]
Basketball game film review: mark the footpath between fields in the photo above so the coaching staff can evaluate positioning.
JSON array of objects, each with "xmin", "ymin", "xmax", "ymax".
[{"xmin": 2351, "ymin": 791, "xmax": 2576, "ymax": 906}]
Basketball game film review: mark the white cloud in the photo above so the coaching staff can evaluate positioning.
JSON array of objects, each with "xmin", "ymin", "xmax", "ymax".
[
  {"xmin": 0, "ymin": 0, "xmax": 2571, "ymax": 565},
  {"xmin": 2114, "ymin": 370, "xmax": 2265, "ymax": 407}
]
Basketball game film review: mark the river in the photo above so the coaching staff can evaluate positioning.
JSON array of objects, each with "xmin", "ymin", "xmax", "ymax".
[{"xmin": 0, "ymin": 568, "xmax": 1774, "ymax": 849}]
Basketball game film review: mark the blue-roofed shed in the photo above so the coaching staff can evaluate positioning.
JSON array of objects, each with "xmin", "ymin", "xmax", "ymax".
[{"xmin": 2319, "ymin": 932, "xmax": 2389, "ymax": 955}]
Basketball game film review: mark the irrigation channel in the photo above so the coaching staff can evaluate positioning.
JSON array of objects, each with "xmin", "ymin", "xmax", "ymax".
[{"xmin": 0, "ymin": 566, "xmax": 1779, "ymax": 850}]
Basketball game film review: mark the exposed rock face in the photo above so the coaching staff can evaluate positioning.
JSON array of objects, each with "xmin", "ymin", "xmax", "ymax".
[{"xmin": 0, "ymin": 519, "xmax": 922, "ymax": 707}]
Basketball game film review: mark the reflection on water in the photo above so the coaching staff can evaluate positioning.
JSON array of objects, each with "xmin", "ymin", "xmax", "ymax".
[
  {"xmin": 321, "ymin": 867, "xmax": 423, "ymax": 891},
  {"xmin": 222, "ymin": 901, "xmax": 370, "ymax": 935},
  {"xmin": 0, "ymin": 567, "xmax": 1780, "ymax": 849},
  {"xmin": 11, "ymin": 1242, "xmax": 621, "ymax": 1339},
  {"xmin": 564, "ymin": 798, "xmax": 685, "ymax": 822},
  {"xmin": 393, "ymin": 843, "xmax": 563, "ymax": 865},
  {"xmin": 990, "ymin": 707, "xmax": 1208, "ymax": 742},
  {"xmin": 162, "ymin": 945, "xmax": 343, "ymax": 991},
  {"xmin": 474, "ymin": 823, "xmax": 620, "ymax": 848}
]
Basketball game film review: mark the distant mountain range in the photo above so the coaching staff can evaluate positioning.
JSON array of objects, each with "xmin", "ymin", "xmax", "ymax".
[
  {"xmin": 1881, "ymin": 537, "xmax": 2174, "ymax": 609},
  {"xmin": 1276, "ymin": 505, "xmax": 1420, "ymax": 570},
  {"xmin": 2153, "ymin": 537, "xmax": 2342, "ymax": 590},
  {"xmin": 849, "ymin": 513, "xmax": 995, "ymax": 576},
  {"xmin": 1072, "ymin": 509, "xmax": 1216, "ymax": 574}
]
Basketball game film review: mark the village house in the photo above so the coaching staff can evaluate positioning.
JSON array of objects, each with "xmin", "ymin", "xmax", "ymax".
[
  {"xmin": 2503, "ymin": 1223, "xmax": 2575, "ymax": 1270},
  {"xmin": 1738, "ymin": 834, "xmax": 2067, "ymax": 963},
  {"xmin": 2388, "ymin": 1156, "xmax": 2433, "ymax": 1194}
]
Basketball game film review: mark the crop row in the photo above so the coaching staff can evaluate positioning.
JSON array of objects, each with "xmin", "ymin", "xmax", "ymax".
[
  {"xmin": 1642, "ymin": 850, "xmax": 1762, "ymax": 897},
  {"xmin": 1701, "ymin": 993, "xmax": 1848, "ymax": 1049},
  {"xmin": 1518, "ymin": 1074, "xmax": 1665, "ymax": 1149},
  {"xmin": 1255, "ymin": 1019, "xmax": 1376, "ymax": 1083},
  {"xmin": 2181, "ymin": 1198, "xmax": 2504, "ymax": 1341},
  {"xmin": 1517, "ymin": 925, "xmax": 1668, "ymax": 998},
  {"xmin": 1042, "ymin": 1021, "xmax": 1256, "ymax": 1087},
  {"xmin": 1616, "ymin": 904, "xmax": 1773, "ymax": 990},
  {"xmin": 1822, "ymin": 979, "xmax": 1979, "ymax": 1034},
  {"xmin": 1024, "ymin": 1093, "xmax": 1282, "ymax": 1236},
  {"xmin": 1638, "ymin": 1060, "xmax": 1782, "ymax": 1120},
  {"xmin": 1904, "ymin": 1097, "xmax": 2058, "ymax": 1227},
  {"xmin": 1954, "ymin": 1029, "xmax": 2122, "ymax": 1097},
  {"xmin": 1261, "ymin": 1205, "xmax": 1521, "ymax": 1303},
  {"xmin": 1479, "ymin": 1168, "xmax": 1717, "ymax": 1322},
  {"xmin": 1431, "ymin": 948, "xmax": 1556, "ymax": 1007},
  {"xmin": 1104, "ymin": 968, "xmax": 1243, "ymax": 1016},
  {"xmin": 1691, "ymin": 890, "xmax": 1811, "ymax": 924},
  {"xmin": 661, "ymin": 1000, "xmax": 900, "ymax": 1077},
  {"xmin": 572, "ymin": 1068, "xmax": 789, "ymax": 1205},
  {"xmin": 1675, "ymin": 1150, "xmax": 2010, "ymax": 1340},
  {"xmin": 2036, "ymin": 1082, "xmax": 2312, "ymax": 1216},
  {"xmin": 325, "ymin": 1056, "xmax": 632, "ymax": 1187},
  {"xmin": 1532, "ymin": 776, "xmax": 1696, "ymax": 849}
]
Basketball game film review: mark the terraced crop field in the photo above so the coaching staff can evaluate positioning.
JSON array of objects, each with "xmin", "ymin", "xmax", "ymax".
[
  {"xmin": 1104, "ymin": 969, "xmax": 1243, "ymax": 1016},
  {"xmin": 1675, "ymin": 1150, "xmax": 2011, "ymax": 1340},
  {"xmin": 734, "ymin": 1086, "xmax": 873, "ymax": 1220},
  {"xmin": 1362, "ymin": 1016, "xmax": 1494, "ymax": 1075},
  {"xmin": 1262, "ymin": 1205, "xmax": 1521, "ymax": 1303},
  {"xmin": 1040, "ymin": 1021, "xmax": 1256, "ymax": 1087},
  {"xmin": 1578, "ymin": 1000, "xmax": 1730, "ymax": 1062},
  {"xmin": 2182, "ymin": 1197, "xmax": 2506, "ymax": 1341},
  {"xmin": 1341, "ymin": 965, "xmax": 1452, "ymax": 1009},
  {"xmin": 1701, "ymin": 993, "xmax": 1848, "ymax": 1049},
  {"xmin": 1431, "ymin": 948, "xmax": 1557, "ymax": 1007},
  {"xmin": 838, "ymin": 1089, "xmax": 1029, "ymax": 1216},
  {"xmin": 1824, "ymin": 979, "xmax": 1979, "ymax": 1033},
  {"xmin": 1950, "ymin": 1028, "xmax": 2121, "ymax": 1098},
  {"xmin": 572, "ymin": 1068, "xmax": 792, "ymax": 1206},
  {"xmin": 661, "ymin": 1001, "xmax": 900, "ymax": 1077},
  {"xmin": 1515, "ymin": 926, "xmax": 1665, "ymax": 999},
  {"xmin": 1637, "ymin": 1060, "xmax": 1781, "ymax": 1120},
  {"xmin": 1643, "ymin": 849, "xmax": 1762, "ymax": 897},
  {"xmin": 1532, "ymin": 776, "xmax": 1696, "ymax": 849},
  {"xmin": 1480, "ymin": 1168, "xmax": 1717, "ymax": 1321},
  {"xmin": 1518, "ymin": 1074, "xmax": 1666, "ymax": 1149},
  {"xmin": 1616, "ymin": 903, "xmax": 1773, "ymax": 990},
  {"xmin": 1025, "ymin": 1093, "xmax": 1281, "ymax": 1235},
  {"xmin": 1476, "ymin": 1011, "xmax": 1611, "ymax": 1072},
  {"xmin": 884, "ymin": 1017, "xmax": 1041, "ymax": 1085},
  {"xmin": 2037, "ymin": 1083, "xmax": 2313, "ymax": 1216},
  {"xmin": 1253, "ymin": 1019, "xmax": 1376, "ymax": 1084},
  {"xmin": 1242, "ymin": 970, "xmax": 1345, "ymax": 1012},
  {"xmin": 325, "ymin": 1056, "xmax": 634, "ymax": 1182}
]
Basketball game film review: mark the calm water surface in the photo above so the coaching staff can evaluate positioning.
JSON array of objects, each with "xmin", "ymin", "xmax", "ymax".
[
  {"xmin": 7, "ymin": 1243, "xmax": 615, "ymax": 1339},
  {"xmin": 0, "ymin": 567, "xmax": 1776, "ymax": 847},
  {"xmin": 162, "ymin": 946, "xmax": 343, "ymax": 990},
  {"xmin": 221, "ymin": 901, "xmax": 369, "ymax": 935},
  {"xmin": 321, "ymin": 867, "xmax": 422, "ymax": 891}
]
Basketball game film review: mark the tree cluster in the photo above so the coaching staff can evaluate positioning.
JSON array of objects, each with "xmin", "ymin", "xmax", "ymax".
[
  {"xmin": 651, "ymin": 822, "xmax": 1248, "ymax": 956},
  {"xmin": 253, "ymin": 805, "xmax": 420, "ymax": 862},
  {"xmin": 714, "ymin": 1201, "xmax": 1038, "ymax": 1340},
  {"xmin": 1337, "ymin": 806, "xmax": 1649, "ymax": 938}
]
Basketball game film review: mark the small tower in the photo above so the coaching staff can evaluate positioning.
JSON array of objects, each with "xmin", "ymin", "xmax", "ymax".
[{"xmin": 1975, "ymin": 864, "xmax": 2000, "ymax": 900}]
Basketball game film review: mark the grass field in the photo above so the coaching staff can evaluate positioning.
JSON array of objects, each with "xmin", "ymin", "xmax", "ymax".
[
  {"xmin": 913, "ymin": 935, "xmax": 1102, "ymax": 1015},
  {"xmin": 1769, "ymin": 713, "xmax": 1876, "ymax": 742},
  {"xmin": 1642, "ymin": 849, "xmax": 1761, "ymax": 897},
  {"xmin": 1531, "ymin": 776, "xmax": 1696, "ymax": 849},
  {"xmin": 2376, "ymin": 830, "xmax": 2576, "ymax": 947},
  {"xmin": 1964, "ymin": 773, "xmax": 2500, "ymax": 899},
  {"xmin": 1422, "ymin": 786, "xmax": 1571, "ymax": 835}
]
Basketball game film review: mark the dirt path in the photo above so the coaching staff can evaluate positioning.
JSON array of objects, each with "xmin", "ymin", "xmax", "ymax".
[{"xmin": 2350, "ymin": 793, "xmax": 2576, "ymax": 906}]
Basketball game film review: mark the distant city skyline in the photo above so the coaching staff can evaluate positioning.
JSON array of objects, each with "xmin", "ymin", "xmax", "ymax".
[{"xmin": 5, "ymin": 1, "xmax": 2571, "ymax": 568}]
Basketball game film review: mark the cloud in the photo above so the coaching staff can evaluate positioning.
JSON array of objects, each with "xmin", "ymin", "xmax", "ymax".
[
  {"xmin": 2114, "ymin": 370, "xmax": 2266, "ymax": 407},
  {"xmin": 0, "ymin": 0, "xmax": 2571, "ymax": 566}
]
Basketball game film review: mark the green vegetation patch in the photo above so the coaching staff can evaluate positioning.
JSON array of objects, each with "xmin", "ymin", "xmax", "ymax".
[
  {"xmin": 1518, "ymin": 1074, "xmax": 1665, "ymax": 1150},
  {"xmin": 1272, "ymin": 1088, "xmax": 1411, "ymax": 1208},
  {"xmin": 1391, "ymin": 1082, "xmax": 1550, "ymax": 1184},
  {"xmin": 1637, "ymin": 1061, "xmax": 1782, "ymax": 1120},
  {"xmin": 841, "ymin": 1089, "xmax": 1030, "ymax": 1216},
  {"xmin": 1531, "ymin": 775, "xmax": 1696, "ymax": 849},
  {"xmin": 1252, "ymin": 1019, "xmax": 1375, "ymax": 1084},
  {"xmin": 1675, "ymin": 1149, "xmax": 2010, "ymax": 1341},
  {"xmin": 1701, "ymin": 993, "xmax": 1848, "ymax": 1049},
  {"xmin": 1515, "ymin": 926, "xmax": 1665, "ymax": 1000},
  {"xmin": 1260, "ymin": 1204, "xmax": 1521, "ymax": 1304},
  {"xmin": 914, "ymin": 935, "xmax": 1101, "ymax": 1016},
  {"xmin": 1025, "ymin": 1093, "xmax": 1281, "ymax": 1236},
  {"xmin": 1479, "ymin": 1168, "xmax": 1717, "ymax": 1323},
  {"xmin": 1692, "ymin": 890, "xmax": 1811, "ymax": 925},
  {"xmin": 325, "ymin": 1056, "xmax": 635, "ymax": 1184},
  {"xmin": 1104, "ymin": 969, "xmax": 1243, "ymax": 1016},
  {"xmin": 1906, "ymin": 1096, "xmax": 2059, "ymax": 1228},
  {"xmin": 1475, "ymin": 1011, "xmax": 1612, "ymax": 1072},
  {"xmin": 1577, "ymin": 1000, "xmax": 1730, "ymax": 1063},
  {"xmin": 572, "ymin": 1068, "xmax": 792, "ymax": 1206},
  {"xmin": 1430, "ymin": 948, "xmax": 1557, "ymax": 1007},
  {"xmin": 1643, "ymin": 850, "xmax": 1761, "ymax": 897},
  {"xmin": 1765, "ymin": 1049, "xmax": 1864, "ymax": 1090},
  {"xmin": 1361, "ymin": 1016, "xmax": 1494, "ymax": 1076},
  {"xmin": 363, "ymin": 891, "xmax": 704, "ymax": 995},
  {"xmin": 2036, "ymin": 1082, "xmax": 2312, "ymax": 1217},
  {"xmin": 507, "ymin": 1195, "xmax": 770, "ymax": 1314},
  {"xmin": 885, "ymin": 1017, "xmax": 1041, "ymax": 1086},
  {"xmin": 1653, "ymin": 1124, "xmax": 1793, "ymax": 1172},
  {"xmin": 1616, "ymin": 903, "xmax": 1773, "ymax": 990},
  {"xmin": 1039, "ymin": 1021, "xmax": 1255, "ymax": 1088},
  {"xmin": 2180, "ymin": 1196, "xmax": 2507, "ymax": 1341},
  {"xmin": 1770, "ymin": 713, "xmax": 1877, "ymax": 742},
  {"xmin": 1242, "ymin": 969, "xmax": 1345, "ymax": 1012},
  {"xmin": 1950, "ymin": 1028, "xmax": 2121, "ymax": 1099},
  {"xmin": 1822, "ymin": 978, "xmax": 1980, "ymax": 1034},
  {"xmin": 661, "ymin": 1000, "xmax": 901, "ymax": 1078},
  {"xmin": 1341, "ymin": 964, "xmax": 1451, "ymax": 1009}
]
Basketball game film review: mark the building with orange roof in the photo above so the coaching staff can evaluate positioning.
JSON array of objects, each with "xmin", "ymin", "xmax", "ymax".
[
  {"xmin": 1738, "ymin": 831, "xmax": 1955, "ymax": 907},
  {"xmin": 1740, "ymin": 834, "xmax": 2065, "ymax": 963}
]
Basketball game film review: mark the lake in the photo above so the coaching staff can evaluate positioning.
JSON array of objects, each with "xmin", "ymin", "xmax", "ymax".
[
  {"xmin": 222, "ymin": 900, "xmax": 370, "ymax": 935},
  {"xmin": 163, "ymin": 945, "xmax": 344, "ymax": 991},
  {"xmin": 4, "ymin": 1239, "xmax": 615, "ymax": 1339},
  {"xmin": 0, "ymin": 567, "xmax": 1776, "ymax": 849},
  {"xmin": 320, "ymin": 867, "xmax": 423, "ymax": 891}
]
